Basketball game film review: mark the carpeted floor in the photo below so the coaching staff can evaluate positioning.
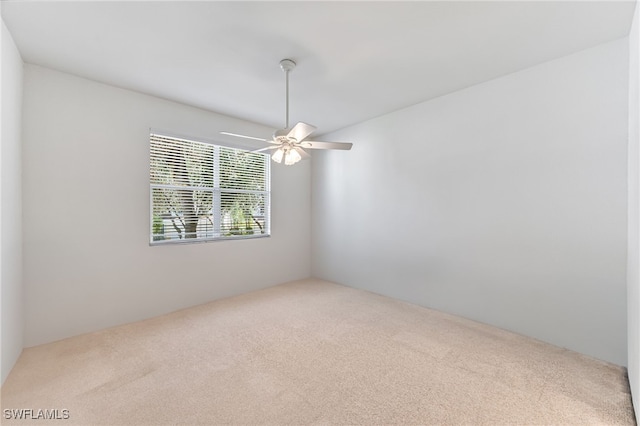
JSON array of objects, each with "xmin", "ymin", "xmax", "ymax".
[{"xmin": 1, "ymin": 279, "xmax": 636, "ymax": 425}]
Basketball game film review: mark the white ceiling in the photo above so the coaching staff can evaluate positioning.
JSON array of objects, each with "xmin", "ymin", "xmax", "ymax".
[{"xmin": 1, "ymin": 1, "xmax": 636, "ymax": 134}]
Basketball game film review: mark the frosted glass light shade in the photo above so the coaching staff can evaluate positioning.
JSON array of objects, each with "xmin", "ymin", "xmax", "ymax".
[
  {"xmin": 284, "ymin": 149, "xmax": 302, "ymax": 165},
  {"xmin": 271, "ymin": 148, "xmax": 284, "ymax": 163}
]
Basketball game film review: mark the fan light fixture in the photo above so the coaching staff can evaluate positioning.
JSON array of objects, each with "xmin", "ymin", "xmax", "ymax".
[
  {"xmin": 271, "ymin": 145, "xmax": 302, "ymax": 165},
  {"xmin": 284, "ymin": 148, "xmax": 302, "ymax": 165},
  {"xmin": 272, "ymin": 147, "xmax": 285, "ymax": 163}
]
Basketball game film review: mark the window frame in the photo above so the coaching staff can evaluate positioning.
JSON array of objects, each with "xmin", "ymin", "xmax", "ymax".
[{"xmin": 149, "ymin": 131, "xmax": 271, "ymax": 246}]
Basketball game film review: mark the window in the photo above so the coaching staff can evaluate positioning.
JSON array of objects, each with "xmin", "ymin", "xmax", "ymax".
[{"xmin": 150, "ymin": 133, "xmax": 270, "ymax": 244}]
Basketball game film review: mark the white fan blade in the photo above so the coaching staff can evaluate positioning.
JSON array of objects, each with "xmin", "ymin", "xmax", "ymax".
[
  {"xmin": 300, "ymin": 140, "xmax": 353, "ymax": 150},
  {"xmin": 294, "ymin": 146, "xmax": 311, "ymax": 159},
  {"xmin": 287, "ymin": 122, "xmax": 316, "ymax": 142},
  {"xmin": 251, "ymin": 146, "xmax": 280, "ymax": 153},
  {"xmin": 220, "ymin": 131, "xmax": 268, "ymax": 142}
]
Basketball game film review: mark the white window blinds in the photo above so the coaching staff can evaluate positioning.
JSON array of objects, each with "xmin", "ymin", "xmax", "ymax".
[{"xmin": 150, "ymin": 133, "xmax": 270, "ymax": 244}]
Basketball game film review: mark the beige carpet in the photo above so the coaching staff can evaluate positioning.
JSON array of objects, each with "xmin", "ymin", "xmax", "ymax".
[{"xmin": 1, "ymin": 279, "xmax": 635, "ymax": 425}]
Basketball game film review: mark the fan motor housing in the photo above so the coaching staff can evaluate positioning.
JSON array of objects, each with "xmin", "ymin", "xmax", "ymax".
[{"xmin": 273, "ymin": 128, "xmax": 289, "ymax": 139}]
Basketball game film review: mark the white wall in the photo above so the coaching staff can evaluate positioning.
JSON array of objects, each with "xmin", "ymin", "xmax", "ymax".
[
  {"xmin": 22, "ymin": 65, "xmax": 310, "ymax": 347},
  {"xmin": 312, "ymin": 39, "xmax": 629, "ymax": 366},
  {"xmin": 628, "ymin": 1, "xmax": 639, "ymax": 418},
  {"xmin": 1, "ymin": 20, "xmax": 24, "ymax": 384}
]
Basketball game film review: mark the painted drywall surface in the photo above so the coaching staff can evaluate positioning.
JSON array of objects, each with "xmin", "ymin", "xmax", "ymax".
[
  {"xmin": 1, "ymin": 20, "xmax": 23, "ymax": 384},
  {"xmin": 312, "ymin": 39, "xmax": 629, "ymax": 366},
  {"xmin": 22, "ymin": 65, "xmax": 311, "ymax": 346},
  {"xmin": 628, "ymin": 2, "xmax": 639, "ymax": 418}
]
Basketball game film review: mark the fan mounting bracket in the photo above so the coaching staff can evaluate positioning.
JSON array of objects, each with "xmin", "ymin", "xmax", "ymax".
[{"xmin": 280, "ymin": 59, "xmax": 296, "ymax": 73}]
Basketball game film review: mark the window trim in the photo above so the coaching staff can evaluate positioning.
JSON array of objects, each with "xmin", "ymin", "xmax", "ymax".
[{"xmin": 149, "ymin": 131, "xmax": 271, "ymax": 246}]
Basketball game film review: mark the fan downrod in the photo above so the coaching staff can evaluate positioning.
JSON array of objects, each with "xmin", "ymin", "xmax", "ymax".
[{"xmin": 280, "ymin": 59, "xmax": 296, "ymax": 129}]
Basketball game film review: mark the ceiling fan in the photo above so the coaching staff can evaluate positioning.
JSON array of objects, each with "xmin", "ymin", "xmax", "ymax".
[{"xmin": 221, "ymin": 59, "xmax": 353, "ymax": 165}]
